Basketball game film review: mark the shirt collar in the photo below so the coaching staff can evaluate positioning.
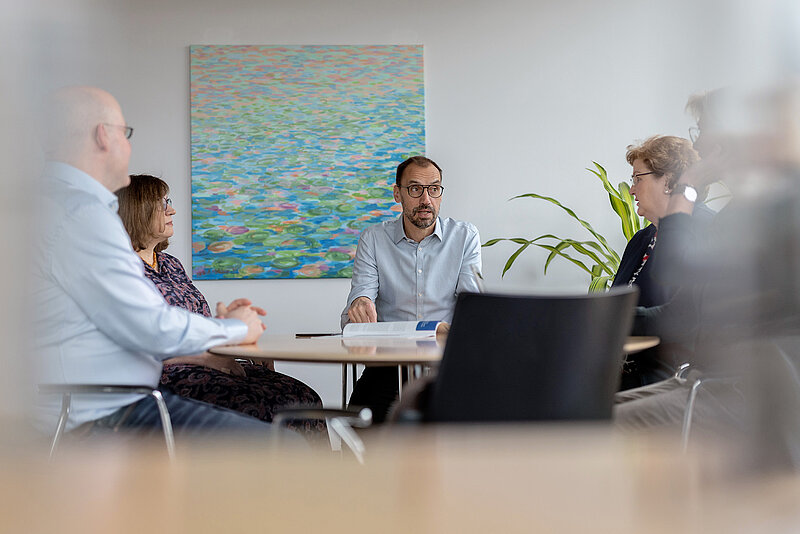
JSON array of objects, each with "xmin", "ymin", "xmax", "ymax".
[
  {"xmin": 45, "ymin": 161, "xmax": 119, "ymax": 211},
  {"xmin": 431, "ymin": 217, "xmax": 444, "ymax": 241},
  {"xmin": 391, "ymin": 215, "xmax": 443, "ymax": 243}
]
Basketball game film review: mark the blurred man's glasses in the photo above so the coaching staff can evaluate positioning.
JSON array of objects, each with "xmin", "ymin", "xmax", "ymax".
[
  {"xmin": 689, "ymin": 126, "xmax": 700, "ymax": 143},
  {"xmin": 104, "ymin": 123, "xmax": 134, "ymax": 139},
  {"xmin": 402, "ymin": 184, "xmax": 444, "ymax": 198}
]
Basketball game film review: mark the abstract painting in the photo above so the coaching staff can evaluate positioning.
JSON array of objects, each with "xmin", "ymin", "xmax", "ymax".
[{"xmin": 190, "ymin": 45, "xmax": 425, "ymax": 279}]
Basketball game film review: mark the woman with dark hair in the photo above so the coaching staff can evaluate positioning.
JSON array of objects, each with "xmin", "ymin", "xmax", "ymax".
[
  {"xmin": 117, "ymin": 174, "xmax": 324, "ymax": 439},
  {"xmin": 612, "ymin": 136, "xmax": 714, "ymax": 389}
]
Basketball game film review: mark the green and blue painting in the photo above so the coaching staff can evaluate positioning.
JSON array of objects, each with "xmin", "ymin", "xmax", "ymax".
[{"xmin": 190, "ymin": 45, "xmax": 425, "ymax": 279}]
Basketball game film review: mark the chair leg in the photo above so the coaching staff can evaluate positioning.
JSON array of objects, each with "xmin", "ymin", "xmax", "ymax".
[
  {"xmin": 397, "ymin": 366, "xmax": 403, "ymax": 401},
  {"xmin": 341, "ymin": 364, "xmax": 348, "ymax": 409},
  {"xmin": 681, "ymin": 379, "xmax": 703, "ymax": 452},
  {"xmin": 272, "ymin": 408, "xmax": 371, "ymax": 462},
  {"xmin": 149, "ymin": 390, "xmax": 176, "ymax": 461},
  {"xmin": 325, "ymin": 417, "xmax": 342, "ymax": 451},
  {"xmin": 49, "ymin": 393, "xmax": 71, "ymax": 460},
  {"xmin": 329, "ymin": 418, "xmax": 366, "ymax": 465}
]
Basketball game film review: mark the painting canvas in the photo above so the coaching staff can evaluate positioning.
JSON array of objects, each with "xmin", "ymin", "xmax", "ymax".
[{"xmin": 190, "ymin": 45, "xmax": 426, "ymax": 279}]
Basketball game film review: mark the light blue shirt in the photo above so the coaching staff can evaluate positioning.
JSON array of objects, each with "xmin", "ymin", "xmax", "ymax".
[
  {"xmin": 32, "ymin": 162, "xmax": 248, "ymax": 431},
  {"xmin": 341, "ymin": 216, "xmax": 482, "ymax": 328}
]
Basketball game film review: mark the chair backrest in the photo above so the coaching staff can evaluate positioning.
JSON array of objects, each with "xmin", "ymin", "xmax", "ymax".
[{"xmin": 426, "ymin": 288, "xmax": 638, "ymax": 423}]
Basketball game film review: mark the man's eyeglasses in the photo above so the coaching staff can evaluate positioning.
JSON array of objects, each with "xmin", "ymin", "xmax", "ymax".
[
  {"xmin": 401, "ymin": 184, "xmax": 444, "ymax": 198},
  {"xmin": 104, "ymin": 123, "xmax": 134, "ymax": 140},
  {"xmin": 161, "ymin": 197, "xmax": 173, "ymax": 211},
  {"xmin": 630, "ymin": 171, "xmax": 656, "ymax": 186},
  {"xmin": 688, "ymin": 126, "xmax": 700, "ymax": 143}
]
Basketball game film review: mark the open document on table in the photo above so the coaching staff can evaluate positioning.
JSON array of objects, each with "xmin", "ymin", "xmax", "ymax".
[{"xmin": 342, "ymin": 320, "xmax": 449, "ymax": 338}]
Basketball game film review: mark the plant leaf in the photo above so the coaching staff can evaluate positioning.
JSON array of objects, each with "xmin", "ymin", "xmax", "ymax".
[
  {"xmin": 511, "ymin": 192, "xmax": 615, "ymax": 256},
  {"xmin": 588, "ymin": 275, "xmax": 613, "ymax": 293},
  {"xmin": 607, "ymin": 192, "xmax": 636, "ymax": 245},
  {"xmin": 617, "ymin": 181, "xmax": 648, "ymax": 239},
  {"xmin": 588, "ymin": 162, "xmax": 624, "ymax": 202},
  {"xmin": 501, "ymin": 242, "xmax": 530, "ymax": 277},
  {"xmin": 564, "ymin": 238, "xmax": 618, "ymax": 267},
  {"xmin": 483, "ymin": 237, "xmax": 531, "ymax": 247},
  {"xmin": 563, "ymin": 241, "xmax": 615, "ymax": 275},
  {"xmin": 487, "ymin": 161, "xmax": 636, "ymax": 289},
  {"xmin": 486, "ymin": 234, "xmax": 615, "ymax": 276},
  {"xmin": 531, "ymin": 243, "xmax": 592, "ymax": 275},
  {"xmin": 616, "ymin": 182, "xmax": 639, "ymax": 236},
  {"xmin": 543, "ymin": 241, "xmax": 571, "ymax": 274},
  {"xmin": 528, "ymin": 234, "xmax": 618, "ymax": 269}
]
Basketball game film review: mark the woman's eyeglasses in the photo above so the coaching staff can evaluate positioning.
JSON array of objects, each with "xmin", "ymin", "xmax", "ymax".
[{"xmin": 630, "ymin": 171, "xmax": 655, "ymax": 186}]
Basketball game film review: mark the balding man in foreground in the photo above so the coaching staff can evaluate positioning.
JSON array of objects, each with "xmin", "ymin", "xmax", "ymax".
[{"xmin": 33, "ymin": 87, "xmax": 285, "ymax": 441}]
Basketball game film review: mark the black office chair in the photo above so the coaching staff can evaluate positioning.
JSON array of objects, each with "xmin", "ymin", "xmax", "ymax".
[{"xmin": 425, "ymin": 288, "xmax": 638, "ymax": 422}]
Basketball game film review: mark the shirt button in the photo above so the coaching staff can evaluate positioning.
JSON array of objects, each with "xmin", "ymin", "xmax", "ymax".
[
  {"xmin": 417, "ymin": 269, "xmax": 422, "ymax": 273},
  {"xmin": 417, "ymin": 314, "xmax": 422, "ymax": 319},
  {"xmin": 418, "ymin": 292, "xmax": 422, "ymax": 296}
]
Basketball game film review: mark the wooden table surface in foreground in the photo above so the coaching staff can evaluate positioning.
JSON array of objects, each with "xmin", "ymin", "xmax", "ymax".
[
  {"xmin": 3, "ymin": 425, "xmax": 799, "ymax": 533},
  {"xmin": 209, "ymin": 334, "xmax": 660, "ymax": 364}
]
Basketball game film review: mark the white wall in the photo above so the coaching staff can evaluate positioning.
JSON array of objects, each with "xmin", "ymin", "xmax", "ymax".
[{"xmin": 24, "ymin": 0, "xmax": 761, "ymax": 406}]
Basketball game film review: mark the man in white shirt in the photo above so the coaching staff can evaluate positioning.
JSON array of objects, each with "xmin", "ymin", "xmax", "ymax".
[
  {"xmin": 341, "ymin": 156, "xmax": 482, "ymax": 421},
  {"xmin": 33, "ymin": 86, "xmax": 279, "ymax": 440}
]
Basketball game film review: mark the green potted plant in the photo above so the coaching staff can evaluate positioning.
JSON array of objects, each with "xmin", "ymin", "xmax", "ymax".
[{"xmin": 484, "ymin": 163, "xmax": 646, "ymax": 291}]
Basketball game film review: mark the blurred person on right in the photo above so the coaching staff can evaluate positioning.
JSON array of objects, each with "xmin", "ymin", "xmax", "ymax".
[
  {"xmin": 32, "ymin": 86, "xmax": 295, "ymax": 445},
  {"xmin": 616, "ymin": 88, "xmax": 800, "ymax": 468}
]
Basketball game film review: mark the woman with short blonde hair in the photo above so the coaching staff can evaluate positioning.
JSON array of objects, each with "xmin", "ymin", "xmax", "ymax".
[{"xmin": 613, "ymin": 136, "xmax": 713, "ymax": 389}]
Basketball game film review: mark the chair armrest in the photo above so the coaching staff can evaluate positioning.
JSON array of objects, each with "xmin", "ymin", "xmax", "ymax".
[
  {"xmin": 674, "ymin": 363, "xmax": 692, "ymax": 382},
  {"xmin": 38, "ymin": 384, "xmax": 159, "ymax": 396},
  {"xmin": 272, "ymin": 407, "xmax": 372, "ymax": 428}
]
